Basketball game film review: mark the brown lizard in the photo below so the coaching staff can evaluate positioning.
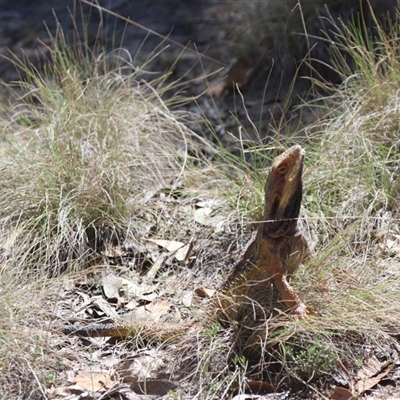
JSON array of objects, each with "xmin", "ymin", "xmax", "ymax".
[
  {"xmin": 59, "ymin": 145, "xmax": 309, "ymax": 339},
  {"xmin": 219, "ymin": 144, "xmax": 309, "ymax": 320}
]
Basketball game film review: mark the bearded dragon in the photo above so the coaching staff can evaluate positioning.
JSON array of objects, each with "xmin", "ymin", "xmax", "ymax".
[
  {"xmin": 59, "ymin": 145, "xmax": 309, "ymax": 339},
  {"xmin": 220, "ymin": 144, "xmax": 309, "ymax": 319}
]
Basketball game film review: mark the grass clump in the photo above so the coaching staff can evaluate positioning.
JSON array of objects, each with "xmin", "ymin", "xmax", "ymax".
[{"xmin": 0, "ymin": 29, "xmax": 246, "ymax": 276}]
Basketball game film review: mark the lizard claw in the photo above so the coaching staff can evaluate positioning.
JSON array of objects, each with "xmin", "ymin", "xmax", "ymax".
[
  {"xmin": 293, "ymin": 302, "xmax": 308, "ymax": 318},
  {"xmin": 293, "ymin": 303, "xmax": 318, "ymax": 318}
]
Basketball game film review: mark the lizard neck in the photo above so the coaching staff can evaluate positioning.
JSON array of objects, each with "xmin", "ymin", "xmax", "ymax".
[{"xmin": 262, "ymin": 219, "xmax": 300, "ymax": 239}]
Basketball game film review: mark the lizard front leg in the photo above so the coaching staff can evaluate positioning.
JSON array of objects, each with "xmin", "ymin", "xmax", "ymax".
[
  {"xmin": 271, "ymin": 270, "xmax": 307, "ymax": 318},
  {"xmin": 267, "ymin": 246, "xmax": 307, "ymax": 317}
]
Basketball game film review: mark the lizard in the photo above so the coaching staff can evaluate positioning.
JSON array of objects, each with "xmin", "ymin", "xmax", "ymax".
[
  {"xmin": 219, "ymin": 144, "xmax": 309, "ymax": 319},
  {"xmin": 58, "ymin": 145, "xmax": 309, "ymax": 339}
]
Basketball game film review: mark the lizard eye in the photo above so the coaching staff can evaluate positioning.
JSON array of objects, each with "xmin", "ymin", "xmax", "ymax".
[{"xmin": 277, "ymin": 164, "xmax": 287, "ymax": 174}]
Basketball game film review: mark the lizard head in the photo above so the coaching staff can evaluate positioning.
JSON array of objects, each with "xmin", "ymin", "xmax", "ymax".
[{"xmin": 263, "ymin": 145, "xmax": 305, "ymax": 238}]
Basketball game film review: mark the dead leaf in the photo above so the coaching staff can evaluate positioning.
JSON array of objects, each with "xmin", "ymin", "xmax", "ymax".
[
  {"xmin": 195, "ymin": 286, "xmax": 216, "ymax": 298},
  {"xmin": 146, "ymin": 255, "xmax": 166, "ymax": 279},
  {"xmin": 71, "ymin": 371, "xmax": 114, "ymax": 392},
  {"xmin": 130, "ymin": 379, "xmax": 178, "ymax": 396},
  {"xmin": 125, "ymin": 298, "xmax": 138, "ymax": 310},
  {"xmin": 332, "ymin": 356, "xmax": 395, "ymax": 398},
  {"xmin": 355, "ymin": 355, "xmax": 394, "ymax": 395},
  {"xmin": 330, "ymin": 386, "xmax": 355, "ymax": 400},
  {"xmin": 102, "ymin": 274, "xmax": 159, "ymax": 304},
  {"xmin": 102, "ymin": 274, "xmax": 124, "ymax": 301},
  {"xmin": 144, "ymin": 238, "xmax": 185, "ymax": 252},
  {"xmin": 357, "ymin": 354, "xmax": 382, "ymax": 379},
  {"xmin": 122, "ymin": 278, "xmax": 159, "ymax": 301},
  {"xmin": 174, "ymin": 243, "xmax": 191, "ymax": 261},
  {"xmin": 146, "ymin": 299, "xmax": 171, "ymax": 322},
  {"xmin": 103, "ymin": 245, "xmax": 125, "ymax": 258},
  {"xmin": 129, "ymin": 305, "xmax": 151, "ymax": 322},
  {"xmin": 143, "ymin": 238, "xmax": 190, "ymax": 261},
  {"xmin": 181, "ymin": 291, "xmax": 193, "ymax": 306},
  {"xmin": 193, "ymin": 206, "xmax": 212, "ymax": 225},
  {"xmin": 123, "ymin": 299, "xmax": 173, "ymax": 324},
  {"xmin": 98, "ymin": 383, "xmax": 144, "ymax": 400},
  {"xmin": 193, "ymin": 200, "xmax": 225, "ymax": 232},
  {"xmin": 246, "ymin": 379, "xmax": 275, "ymax": 394},
  {"xmin": 92, "ymin": 297, "xmax": 119, "ymax": 319},
  {"xmin": 118, "ymin": 352, "xmax": 166, "ymax": 382}
]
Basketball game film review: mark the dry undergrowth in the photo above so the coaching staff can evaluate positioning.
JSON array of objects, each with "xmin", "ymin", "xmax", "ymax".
[{"xmin": 1, "ymin": 10, "xmax": 400, "ymax": 400}]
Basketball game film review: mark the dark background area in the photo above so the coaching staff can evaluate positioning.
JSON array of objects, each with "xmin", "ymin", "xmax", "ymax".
[
  {"xmin": 0, "ymin": 0, "xmax": 215, "ymax": 82},
  {"xmin": 0, "ymin": 0, "xmax": 398, "ymax": 143}
]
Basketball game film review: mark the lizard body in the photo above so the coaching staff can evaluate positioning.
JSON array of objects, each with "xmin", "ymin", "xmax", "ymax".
[
  {"xmin": 222, "ymin": 144, "xmax": 309, "ymax": 317},
  {"xmin": 60, "ymin": 145, "xmax": 309, "ymax": 339}
]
